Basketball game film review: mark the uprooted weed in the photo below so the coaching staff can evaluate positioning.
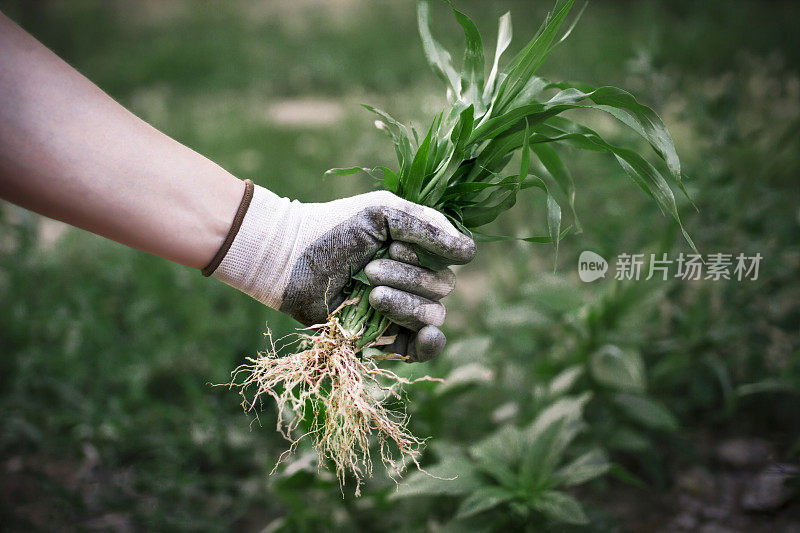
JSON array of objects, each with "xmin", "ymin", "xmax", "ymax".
[{"xmin": 227, "ymin": 299, "xmax": 441, "ymax": 496}]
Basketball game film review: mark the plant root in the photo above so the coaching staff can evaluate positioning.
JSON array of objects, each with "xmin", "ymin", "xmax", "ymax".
[{"xmin": 227, "ymin": 303, "xmax": 440, "ymax": 496}]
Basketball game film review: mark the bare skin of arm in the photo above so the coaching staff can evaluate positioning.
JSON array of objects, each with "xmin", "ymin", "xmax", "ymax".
[{"xmin": 0, "ymin": 11, "xmax": 244, "ymax": 268}]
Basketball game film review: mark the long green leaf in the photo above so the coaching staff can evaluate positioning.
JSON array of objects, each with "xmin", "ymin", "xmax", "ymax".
[
  {"xmin": 532, "ymin": 142, "xmax": 580, "ymax": 232},
  {"xmin": 531, "ymin": 120, "xmax": 697, "ymax": 251},
  {"xmin": 461, "ymin": 188, "xmax": 518, "ymax": 227},
  {"xmin": 544, "ymin": 82, "xmax": 687, "ymax": 196},
  {"xmin": 483, "ymin": 12, "xmax": 512, "ymax": 102},
  {"xmin": 406, "ymin": 123, "xmax": 435, "ymax": 202},
  {"xmin": 545, "ymin": 191, "xmax": 562, "ymax": 271},
  {"xmin": 472, "ymin": 226, "xmax": 570, "ymax": 244},
  {"xmin": 417, "ymin": 0, "xmax": 460, "ymax": 98},
  {"xmin": 494, "ymin": 0, "xmax": 576, "ymax": 113},
  {"xmin": 450, "ymin": 3, "xmax": 485, "ymax": 108}
]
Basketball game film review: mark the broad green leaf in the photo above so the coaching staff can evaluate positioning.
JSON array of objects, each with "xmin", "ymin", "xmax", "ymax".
[
  {"xmin": 499, "ymin": 75, "xmax": 550, "ymax": 117},
  {"xmin": 612, "ymin": 393, "xmax": 679, "ymax": 432},
  {"xmin": 417, "ymin": 0, "xmax": 460, "ymax": 98},
  {"xmin": 554, "ymin": 448, "xmax": 610, "ymax": 487},
  {"xmin": 520, "ymin": 417, "xmax": 567, "ymax": 490},
  {"xmin": 437, "ymin": 363, "xmax": 494, "ymax": 395},
  {"xmin": 455, "ymin": 486, "xmax": 515, "ymax": 519},
  {"xmin": 413, "ymin": 245, "xmax": 457, "ymax": 271},
  {"xmin": 383, "ymin": 167, "xmax": 400, "ymax": 192},
  {"xmin": 392, "ymin": 451, "xmax": 482, "ymax": 499},
  {"xmin": 531, "ymin": 490, "xmax": 589, "ymax": 525},
  {"xmin": 524, "ymin": 392, "xmax": 590, "ymax": 443},
  {"xmin": 450, "ymin": 104, "xmax": 475, "ymax": 151},
  {"xmin": 589, "ymin": 345, "xmax": 646, "ymax": 392},
  {"xmin": 548, "ymin": 366, "xmax": 584, "ymax": 397},
  {"xmin": 351, "ymin": 269, "xmax": 370, "ymax": 285},
  {"xmin": 519, "ymin": 394, "xmax": 590, "ymax": 488},
  {"xmin": 469, "ymin": 102, "xmax": 554, "ymax": 144},
  {"xmin": 469, "ymin": 425, "xmax": 522, "ymax": 487}
]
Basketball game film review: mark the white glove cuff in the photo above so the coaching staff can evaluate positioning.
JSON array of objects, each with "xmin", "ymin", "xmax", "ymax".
[{"xmin": 205, "ymin": 181, "xmax": 303, "ymax": 309}]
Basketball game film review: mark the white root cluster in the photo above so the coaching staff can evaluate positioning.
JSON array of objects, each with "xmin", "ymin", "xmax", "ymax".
[{"xmin": 228, "ymin": 303, "xmax": 440, "ymax": 496}]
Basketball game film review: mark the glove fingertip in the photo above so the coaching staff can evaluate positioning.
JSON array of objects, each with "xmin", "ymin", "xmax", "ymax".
[{"xmin": 412, "ymin": 325, "xmax": 446, "ymax": 362}]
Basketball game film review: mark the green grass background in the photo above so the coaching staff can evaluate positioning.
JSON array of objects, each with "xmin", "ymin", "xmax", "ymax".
[{"xmin": 1, "ymin": 0, "xmax": 798, "ymax": 530}]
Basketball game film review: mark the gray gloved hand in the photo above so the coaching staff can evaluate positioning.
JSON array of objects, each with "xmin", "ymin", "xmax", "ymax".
[
  {"xmin": 365, "ymin": 242, "xmax": 456, "ymax": 362},
  {"xmin": 205, "ymin": 182, "xmax": 475, "ymax": 361}
]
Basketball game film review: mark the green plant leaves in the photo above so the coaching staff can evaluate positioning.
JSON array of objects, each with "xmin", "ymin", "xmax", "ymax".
[
  {"xmin": 590, "ymin": 345, "xmax": 647, "ymax": 393},
  {"xmin": 545, "ymin": 190, "xmax": 562, "ymax": 270},
  {"xmin": 613, "ymin": 393, "xmax": 679, "ymax": 432},
  {"xmin": 544, "ymin": 81, "xmax": 687, "ymax": 197},
  {"xmin": 483, "ymin": 12, "xmax": 512, "ymax": 102},
  {"xmin": 554, "ymin": 448, "xmax": 611, "ymax": 487},
  {"xmin": 494, "ymin": 0, "xmax": 576, "ymax": 114},
  {"xmin": 344, "ymin": 0, "xmax": 694, "ymax": 263},
  {"xmin": 406, "ymin": 122, "xmax": 435, "ymax": 203},
  {"xmin": 339, "ymin": 2, "xmax": 695, "ymax": 517},
  {"xmin": 417, "ymin": 0, "xmax": 460, "ymax": 99},
  {"xmin": 531, "ymin": 119, "xmax": 697, "ymax": 251},
  {"xmin": 548, "ymin": 366, "xmax": 585, "ymax": 397},
  {"xmin": 532, "ymin": 142, "xmax": 580, "ymax": 233},
  {"xmin": 470, "ymin": 425, "xmax": 522, "ymax": 487},
  {"xmin": 393, "ymin": 393, "xmax": 603, "ymax": 525},
  {"xmin": 470, "ymin": 229, "xmax": 569, "ymax": 244},
  {"xmin": 531, "ymin": 490, "xmax": 589, "ymax": 525},
  {"xmin": 455, "ymin": 486, "xmax": 515, "ymax": 519},
  {"xmin": 451, "ymin": 3, "xmax": 485, "ymax": 109},
  {"xmin": 324, "ymin": 165, "xmax": 400, "ymax": 192},
  {"xmin": 520, "ymin": 417, "xmax": 569, "ymax": 491},
  {"xmin": 392, "ymin": 448, "xmax": 482, "ymax": 498}
]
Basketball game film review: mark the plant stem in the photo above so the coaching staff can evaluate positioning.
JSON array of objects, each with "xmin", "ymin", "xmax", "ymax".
[{"xmin": 339, "ymin": 247, "xmax": 391, "ymax": 348}]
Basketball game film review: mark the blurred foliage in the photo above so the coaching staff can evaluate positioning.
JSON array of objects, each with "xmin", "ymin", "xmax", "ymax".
[{"xmin": 0, "ymin": 0, "xmax": 798, "ymax": 530}]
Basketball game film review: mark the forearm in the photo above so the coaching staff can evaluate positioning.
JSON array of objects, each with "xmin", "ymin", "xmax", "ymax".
[{"xmin": 0, "ymin": 12, "xmax": 244, "ymax": 268}]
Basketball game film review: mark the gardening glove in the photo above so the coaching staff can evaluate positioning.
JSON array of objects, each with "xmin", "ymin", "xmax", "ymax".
[{"xmin": 203, "ymin": 180, "xmax": 475, "ymax": 361}]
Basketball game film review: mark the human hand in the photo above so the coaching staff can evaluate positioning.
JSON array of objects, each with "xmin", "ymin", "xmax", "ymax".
[{"xmin": 206, "ymin": 181, "xmax": 475, "ymax": 361}]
